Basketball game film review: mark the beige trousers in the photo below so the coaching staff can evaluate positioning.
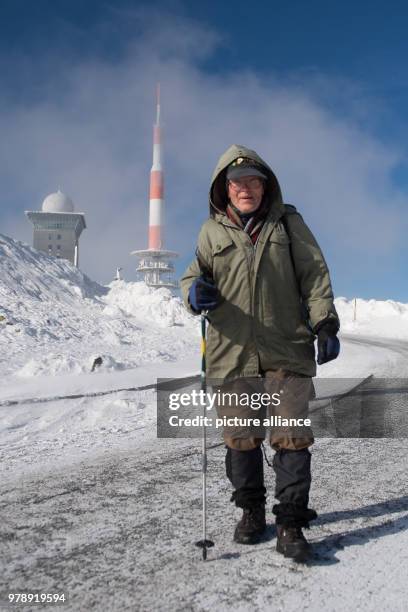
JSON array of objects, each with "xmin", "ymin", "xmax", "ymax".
[{"xmin": 214, "ymin": 368, "xmax": 315, "ymax": 451}]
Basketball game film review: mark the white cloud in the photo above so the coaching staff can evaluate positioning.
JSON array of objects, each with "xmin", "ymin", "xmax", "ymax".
[{"xmin": 0, "ymin": 9, "xmax": 406, "ymax": 292}]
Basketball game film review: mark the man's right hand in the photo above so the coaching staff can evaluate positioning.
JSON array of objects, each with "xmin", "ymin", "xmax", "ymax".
[{"xmin": 188, "ymin": 277, "xmax": 220, "ymax": 312}]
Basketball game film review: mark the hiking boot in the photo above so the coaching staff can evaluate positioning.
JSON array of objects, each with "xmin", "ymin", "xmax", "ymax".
[
  {"xmin": 233, "ymin": 504, "xmax": 266, "ymax": 544},
  {"xmin": 276, "ymin": 525, "xmax": 312, "ymax": 562}
]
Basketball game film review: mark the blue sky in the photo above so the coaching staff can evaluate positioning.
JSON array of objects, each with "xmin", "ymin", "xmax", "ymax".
[{"xmin": 0, "ymin": 0, "xmax": 407, "ymax": 300}]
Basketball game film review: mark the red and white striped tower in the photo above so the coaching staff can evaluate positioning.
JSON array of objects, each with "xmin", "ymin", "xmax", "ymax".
[
  {"xmin": 149, "ymin": 83, "xmax": 164, "ymax": 249},
  {"xmin": 131, "ymin": 84, "xmax": 178, "ymax": 288}
]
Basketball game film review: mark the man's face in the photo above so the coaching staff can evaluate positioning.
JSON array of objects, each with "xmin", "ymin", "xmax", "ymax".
[{"xmin": 227, "ymin": 176, "xmax": 265, "ymax": 214}]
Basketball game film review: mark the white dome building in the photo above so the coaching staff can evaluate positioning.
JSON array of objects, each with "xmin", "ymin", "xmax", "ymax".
[
  {"xmin": 26, "ymin": 190, "xmax": 86, "ymax": 268},
  {"xmin": 42, "ymin": 190, "xmax": 75, "ymax": 213}
]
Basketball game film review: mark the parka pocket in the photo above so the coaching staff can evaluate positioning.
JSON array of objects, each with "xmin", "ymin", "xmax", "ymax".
[
  {"xmin": 211, "ymin": 237, "xmax": 235, "ymax": 279},
  {"xmin": 267, "ymin": 229, "xmax": 293, "ymax": 278},
  {"xmin": 212, "ymin": 237, "xmax": 234, "ymax": 256},
  {"xmin": 269, "ymin": 232, "xmax": 291, "ymax": 247}
]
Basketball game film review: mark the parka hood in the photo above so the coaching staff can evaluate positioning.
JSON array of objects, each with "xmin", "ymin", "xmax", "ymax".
[{"xmin": 209, "ymin": 144, "xmax": 284, "ymax": 218}]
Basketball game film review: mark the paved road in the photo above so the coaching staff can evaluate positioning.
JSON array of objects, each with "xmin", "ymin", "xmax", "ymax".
[
  {"xmin": 1, "ymin": 336, "xmax": 408, "ymax": 611},
  {"xmin": 1, "ymin": 435, "xmax": 408, "ymax": 612}
]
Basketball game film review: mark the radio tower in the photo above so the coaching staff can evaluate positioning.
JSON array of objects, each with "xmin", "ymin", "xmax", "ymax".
[{"xmin": 131, "ymin": 84, "xmax": 178, "ymax": 288}]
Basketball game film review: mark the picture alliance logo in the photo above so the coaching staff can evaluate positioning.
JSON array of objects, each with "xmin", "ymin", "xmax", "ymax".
[{"xmin": 167, "ymin": 414, "xmax": 312, "ymax": 428}]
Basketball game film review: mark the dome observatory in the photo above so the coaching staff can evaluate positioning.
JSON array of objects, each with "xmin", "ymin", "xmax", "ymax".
[
  {"xmin": 42, "ymin": 190, "xmax": 75, "ymax": 213},
  {"xmin": 25, "ymin": 190, "xmax": 86, "ymax": 267}
]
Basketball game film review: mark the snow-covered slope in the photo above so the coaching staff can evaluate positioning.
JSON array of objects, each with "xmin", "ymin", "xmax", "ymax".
[{"xmin": 0, "ymin": 234, "xmax": 198, "ymax": 379}]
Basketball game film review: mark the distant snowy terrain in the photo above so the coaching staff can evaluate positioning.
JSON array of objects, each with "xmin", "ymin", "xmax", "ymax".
[
  {"xmin": 1, "ymin": 234, "xmax": 408, "ymax": 384},
  {"xmin": 335, "ymin": 296, "xmax": 408, "ymax": 340},
  {"xmin": 1, "ymin": 234, "xmax": 408, "ymax": 611}
]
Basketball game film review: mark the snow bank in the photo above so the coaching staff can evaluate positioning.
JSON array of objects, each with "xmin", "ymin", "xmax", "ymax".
[
  {"xmin": 0, "ymin": 234, "xmax": 105, "ymax": 306},
  {"xmin": 0, "ymin": 234, "xmax": 198, "ymax": 379},
  {"xmin": 335, "ymin": 297, "xmax": 408, "ymax": 339},
  {"xmin": 104, "ymin": 279, "xmax": 193, "ymax": 328}
]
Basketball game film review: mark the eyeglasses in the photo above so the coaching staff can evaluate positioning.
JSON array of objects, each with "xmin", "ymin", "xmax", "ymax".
[{"xmin": 228, "ymin": 177, "xmax": 264, "ymax": 191}]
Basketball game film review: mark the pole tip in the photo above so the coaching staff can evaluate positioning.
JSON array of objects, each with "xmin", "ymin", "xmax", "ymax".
[{"xmin": 195, "ymin": 539, "xmax": 214, "ymax": 561}]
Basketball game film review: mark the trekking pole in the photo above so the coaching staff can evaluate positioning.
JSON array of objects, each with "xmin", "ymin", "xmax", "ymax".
[
  {"xmin": 195, "ymin": 252, "xmax": 215, "ymax": 561},
  {"xmin": 195, "ymin": 310, "xmax": 214, "ymax": 560}
]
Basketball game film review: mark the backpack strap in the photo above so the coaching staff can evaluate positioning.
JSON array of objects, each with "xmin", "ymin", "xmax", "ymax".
[{"xmin": 280, "ymin": 205, "xmax": 313, "ymax": 331}]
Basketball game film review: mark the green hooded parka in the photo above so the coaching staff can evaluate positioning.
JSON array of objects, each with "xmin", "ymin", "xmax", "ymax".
[{"xmin": 180, "ymin": 144, "xmax": 339, "ymax": 383}]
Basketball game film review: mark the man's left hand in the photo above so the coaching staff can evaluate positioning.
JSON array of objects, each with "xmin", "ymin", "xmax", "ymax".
[{"xmin": 315, "ymin": 321, "xmax": 340, "ymax": 365}]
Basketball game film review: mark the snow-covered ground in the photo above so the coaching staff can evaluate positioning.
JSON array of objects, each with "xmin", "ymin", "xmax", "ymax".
[{"xmin": 1, "ymin": 234, "xmax": 408, "ymax": 611}]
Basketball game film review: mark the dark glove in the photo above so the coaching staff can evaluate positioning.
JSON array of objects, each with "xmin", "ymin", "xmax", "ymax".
[
  {"xmin": 188, "ymin": 277, "xmax": 220, "ymax": 312},
  {"xmin": 314, "ymin": 320, "xmax": 340, "ymax": 365}
]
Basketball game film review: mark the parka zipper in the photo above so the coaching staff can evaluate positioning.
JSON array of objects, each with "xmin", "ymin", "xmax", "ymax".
[
  {"xmin": 244, "ymin": 230, "xmax": 261, "ymax": 376},
  {"xmin": 218, "ymin": 216, "xmax": 280, "ymax": 377},
  {"xmin": 245, "ymin": 233, "xmax": 256, "ymax": 311},
  {"xmin": 219, "ymin": 219, "xmax": 259, "ymax": 373}
]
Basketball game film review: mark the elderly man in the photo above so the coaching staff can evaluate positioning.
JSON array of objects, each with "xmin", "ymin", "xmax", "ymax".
[{"xmin": 180, "ymin": 145, "xmax": 340, "ymax": 561}]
